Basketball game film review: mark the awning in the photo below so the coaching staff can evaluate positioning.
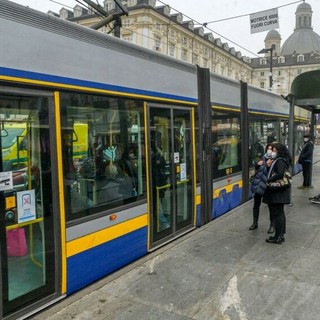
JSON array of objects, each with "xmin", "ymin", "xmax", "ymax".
[{"xmin": 290, "ymin": 70, "xmax": 320, "ymax": 112}]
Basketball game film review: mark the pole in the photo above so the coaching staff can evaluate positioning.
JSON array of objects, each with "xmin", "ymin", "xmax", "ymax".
[
  {"xmin": 240, "ymin": 81, "xmax": 249, "ymax": 203},
  {"xmin": 197, "ymin": 66, "xmax": 212, "ymax": 225},
  {"xmin": 269, "ymin": 47, "xmax": 273, "ymax": 91}
]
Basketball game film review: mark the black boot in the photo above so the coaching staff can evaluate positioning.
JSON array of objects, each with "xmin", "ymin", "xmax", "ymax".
[
  {"xmin": 249, "ymin": 207, "xmax": 259, "ymax": 230},
  {"xmin": 249, "ymin": 221, "xmax": 258, "ymax": 230},
  {"xmin": 267, "ymin": 223, "xmax": 275, "ymax": 234},
  {"xmin": 266, "ymin": 236, "xmax": 283, "ymax": 244},
  {"xmin": 249, "ymin": 220, "xmax": 258, "ymax": 230}
]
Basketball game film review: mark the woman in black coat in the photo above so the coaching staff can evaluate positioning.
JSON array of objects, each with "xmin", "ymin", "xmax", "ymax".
[{"xmin": 263, "ymin": 143, "xmax": 292, "ymax": 244}]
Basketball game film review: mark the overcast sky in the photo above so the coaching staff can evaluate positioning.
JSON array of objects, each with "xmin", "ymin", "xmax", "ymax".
[{"xmin": 9, "ymin": 0, "xmax": 320, "ymax": 57}]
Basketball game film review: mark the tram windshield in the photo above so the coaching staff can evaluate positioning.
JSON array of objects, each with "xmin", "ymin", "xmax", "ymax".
[{"xmin": 60, "ymin": 93, "xmax": 146, "ymax": 221}]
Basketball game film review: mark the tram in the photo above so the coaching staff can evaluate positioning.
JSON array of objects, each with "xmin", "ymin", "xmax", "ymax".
[{"xmin": 0, "ymin": 1, "xmax": 310, "ymax": 319}]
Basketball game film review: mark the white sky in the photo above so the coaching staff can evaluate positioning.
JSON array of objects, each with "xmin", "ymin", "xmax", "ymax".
[{"xmin": 8, "ymin": 0, "xmax": 320, "ymax": 57}]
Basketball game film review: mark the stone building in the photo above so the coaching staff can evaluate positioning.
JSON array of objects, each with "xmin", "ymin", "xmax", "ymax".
[
  {"xmin": 51, "ymin": 0, "xmax": 320, "ymax": 96},
  {"xmin": 50, "ymin": 0, "xmax": 252, "ymax": 84}
]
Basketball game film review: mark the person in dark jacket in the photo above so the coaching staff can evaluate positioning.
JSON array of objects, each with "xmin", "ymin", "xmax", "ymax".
[
  {"xmin": 297, "ymin": 134, "xmax": 314, "ymax": 189},
  {"xmin": 249, "ymin": 143, "xmax": 273, "ymax": 231},
  {"xmin": 264, "ymin": 143, "xmax": 292, "ymax": 244}
]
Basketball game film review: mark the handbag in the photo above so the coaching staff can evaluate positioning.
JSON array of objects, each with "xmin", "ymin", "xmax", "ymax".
[{"xmin": 267, "ymin": 170, "xmax": 292, "ymax": 190}]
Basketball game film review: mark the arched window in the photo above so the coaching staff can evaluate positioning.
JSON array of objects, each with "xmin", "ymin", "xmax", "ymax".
[
  {"xmin": 297, "ymin": 54, "xmax": 304, "ymax": 62},
  {"xmin": 260, "ymin": 58, "xmax": 267, "ymax": 65}
]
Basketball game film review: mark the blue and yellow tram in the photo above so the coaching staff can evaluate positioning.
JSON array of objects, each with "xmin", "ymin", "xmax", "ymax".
[{"xmin": 0, "ymin": 1, "xmax": 310, "ymax": 319}]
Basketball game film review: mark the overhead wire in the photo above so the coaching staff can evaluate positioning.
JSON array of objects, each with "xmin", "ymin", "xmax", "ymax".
[{"xmin": 156, "ymin": 0, "xmax": 303, "ymax": 80}]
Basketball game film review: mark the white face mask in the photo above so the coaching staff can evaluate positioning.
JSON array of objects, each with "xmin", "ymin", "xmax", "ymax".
[
  {"xmin": 304, "ymin": 138, "xmax": 309, "ymax": 142},
  {"xmin": 266, "ymin": 149, "xmax": 272, "ymax": 156},
  {"xmin": 271, "ymin": 151, "xmax": 277, "ymax": 159}
]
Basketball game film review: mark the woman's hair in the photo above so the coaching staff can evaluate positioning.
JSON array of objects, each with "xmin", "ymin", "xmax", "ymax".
[
  {"xmin": 265, "ymin": 143, "xmax": 273, "ymax": 152},
  {"xmin": 273, "ymin": 143, "xmax": 292, "ymax": 166}
]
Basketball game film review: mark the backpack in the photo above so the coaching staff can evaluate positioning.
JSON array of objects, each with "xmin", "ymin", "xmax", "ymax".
[{"xmin": 250, "ymin": 162, "xmax": 268, "ymax": 195}]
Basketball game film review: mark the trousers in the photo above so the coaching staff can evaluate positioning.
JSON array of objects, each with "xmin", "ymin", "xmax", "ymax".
[{"xmin": 268, "ymin": 203, "xmax": 285, "ymax": 237}]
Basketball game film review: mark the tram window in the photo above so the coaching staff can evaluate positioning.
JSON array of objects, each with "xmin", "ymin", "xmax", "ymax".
[
  {"xmin": 212, "ymin": 110, "xmax": 241, "ymax": 179},
  {"xmin": 60, "ymin": 93, "xmax": 146, "ymax": 222}
]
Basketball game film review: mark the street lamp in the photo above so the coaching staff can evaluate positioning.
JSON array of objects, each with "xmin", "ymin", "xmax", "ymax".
[{"xmin": 258, "ymin": 44, "xmax": 275, "ymax": 91}]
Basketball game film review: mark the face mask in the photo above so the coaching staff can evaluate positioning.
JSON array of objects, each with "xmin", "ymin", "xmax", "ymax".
[
  {"xmin": 271, "ymin": 151, "xmax": 277, "ymax": 159},
  {"xmin": 266, "ymin": 149, "xmax": 272, "ymax": 156},
  {"xmin": 304, "ymin": 138, "xmax": 309, "ymax": 142}
]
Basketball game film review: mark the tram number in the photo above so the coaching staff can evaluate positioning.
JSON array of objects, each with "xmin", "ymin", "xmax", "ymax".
[{"xmin": 226, "ymin": 168, "xmax": 233, "ymax": 175}]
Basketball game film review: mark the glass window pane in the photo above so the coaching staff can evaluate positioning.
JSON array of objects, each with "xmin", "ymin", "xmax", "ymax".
[
  {"xmin": 60, "ymin": 93, "xmax": 146, "ymax": 222},
  {"xmin": 212, "ymin": 110, "xmax": 241, "ymax": 178}
]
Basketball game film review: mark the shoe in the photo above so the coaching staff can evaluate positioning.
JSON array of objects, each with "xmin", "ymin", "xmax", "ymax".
[
  {"xmin": 267, "ymin": 225, "xmax": 275, "ymax": 234},
  {"xmin": 268, "ymin": 236, "xmax": 285, "ymax": 243},
  {"xmin": 309, "ymin": 195, "xmax": 320, "ymax": 200},
  {"xmin": 311, "ymin": 198, "xmax": 320, "ymax": 204},
  {"xmin": 297, "ymin": 186, "xmax": 306, "ymax": 189},
  {"xmin": 266, "ymin": 236, "xmax": 284, "ymax": 244},
  {"xmin": 306, "ymin": 186, "xmax": 314, "ymax": 190},
  {"xmin": 249, "ymin": 223, "xmax": 258, "ymax": 230}
]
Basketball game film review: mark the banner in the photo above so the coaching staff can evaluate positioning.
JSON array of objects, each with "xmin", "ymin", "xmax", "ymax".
[{"xmin": 250, "ymin": 8, "xmax": 279, "ymax": 34}]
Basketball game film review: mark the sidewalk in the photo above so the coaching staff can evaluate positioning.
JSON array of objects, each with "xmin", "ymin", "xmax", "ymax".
[{"xmin": 33, "ymin": 148, "xmax": 320, "ymax": 320}]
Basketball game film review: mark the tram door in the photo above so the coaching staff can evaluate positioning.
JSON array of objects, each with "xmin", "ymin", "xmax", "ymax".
[
  {"xmin": 0, "ymin": 93, "xmax": 56, "ymax": 317},
  {"xmin": 149, "ymin": 106, "xmax": 194, "ymax": 246}
]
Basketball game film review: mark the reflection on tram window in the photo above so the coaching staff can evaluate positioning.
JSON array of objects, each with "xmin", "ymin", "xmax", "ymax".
[
  {"xmin": 212, "ymin": 110, "xmax": 241, "ymax": 178},
  {"xmin": 60, "ymin": 93, "xmax": 146, "ymax": 221}
]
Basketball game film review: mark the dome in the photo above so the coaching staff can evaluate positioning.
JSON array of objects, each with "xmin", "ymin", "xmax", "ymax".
[
  {"xmin": 265, "ymin": 29, "xmax": 280, "ymax": 39},
  {"xmin": 280, "ymin": 1, "xmax": 320, "ymax": 55},
  {"xmin": 296, "ymin": 2, "xmax": 312, "ymax": 12},
  {"xmin": 281, "ymin": 29, "xmax": 320, "ymax": 54}
]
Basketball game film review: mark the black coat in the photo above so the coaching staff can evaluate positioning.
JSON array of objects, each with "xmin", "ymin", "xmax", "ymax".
[
  {"xmin": 263, "ymin": 157, "xmax": 291, "ymax": 204},
  {"xmin": 298, "ymin": 140, "xmax": 314, "ymax": 163}
]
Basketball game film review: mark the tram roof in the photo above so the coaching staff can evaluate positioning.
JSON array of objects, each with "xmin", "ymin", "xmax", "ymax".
[{"xmin": 289, "ymin": 70, "xmax": 320, "ymax": 112}]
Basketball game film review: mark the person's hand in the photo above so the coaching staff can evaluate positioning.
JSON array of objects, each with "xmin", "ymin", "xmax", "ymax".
[
  {"xmin": 257, "ymin": 160, "xmax": 263, "ymax": 166},
  {"xmin": 266, "ymin": 159, "xmax": 272, "ymax": 167}
]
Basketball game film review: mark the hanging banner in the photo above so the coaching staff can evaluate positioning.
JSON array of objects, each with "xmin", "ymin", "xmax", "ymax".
[{"xmin": 250, "ymin": 8, "xmax": 279, "ymax": 34}]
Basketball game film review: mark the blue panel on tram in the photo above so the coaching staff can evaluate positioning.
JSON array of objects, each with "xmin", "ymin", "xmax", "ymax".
[{"xmin": 66, "ymin": 227, "xmax": 148, "ymax": 295}]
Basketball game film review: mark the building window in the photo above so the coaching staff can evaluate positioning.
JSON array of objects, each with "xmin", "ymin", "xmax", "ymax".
[
  {"xmin": 260, "ymin": 58, "xmax": 267, "ymax": 65},
  {"xmin": 297, "ymin": 69, "xmax": 302, "ymax": 75},
  {"xmin": 278, "ymin": 70, "xmax": 281, "ymax": 76},
  {"xmin": 297, "ymin": 54, "xmax": 304, "ymax": 62},
  {"xmin": 127, "ymin": 0, "xmax": 137, "ymax": 6},
  {"xmin": 193, "ymin": 54, "xmax": 198, "ymax": 65},
  {"xmin": 104, "ymin": 0, "xmax": 115, "ymax": 11},
  {"xmin": 181, "ymin": 49, "xmax": 188, "ymax": 61},
  {"xmin": 182, "ymin": 36, "xmax": 187, "ymax": 45},
  {"xmin": 260, "ymin": 71, "xmax": 265, "ymax": 76},
  {"xmin": 169, "ymin": 43, "xmax": 175, "ymax": 57},
  {"xmin": 123, "ymin": 19, "xmax": 130, "ymax": 28},
  {"xmin": 278, "ymin": 56, "xmax": 285, "ymax": 63},
  {"xmin": 153, "ymin": 36, "xmax": 161, "ymax": 52},
  {"xmin": 260, "ymin": 82, "xmax": 265, "ymax": 89},
  {"xmin": 203, "ymin": 58, "xmax": 208, "ymax": 68},
  {"xmin": 123, "ymin": 35, "xmax": 133, "ymax": 42}
]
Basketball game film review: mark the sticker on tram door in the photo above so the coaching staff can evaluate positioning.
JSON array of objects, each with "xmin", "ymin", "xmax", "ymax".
[
  {"xmin": 17, "ymin": 189, "xmax": 36, "ymax": 223},
  {"xmin": 0, "ymin": 171, "xmax": 13, "ymax": 191}
]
